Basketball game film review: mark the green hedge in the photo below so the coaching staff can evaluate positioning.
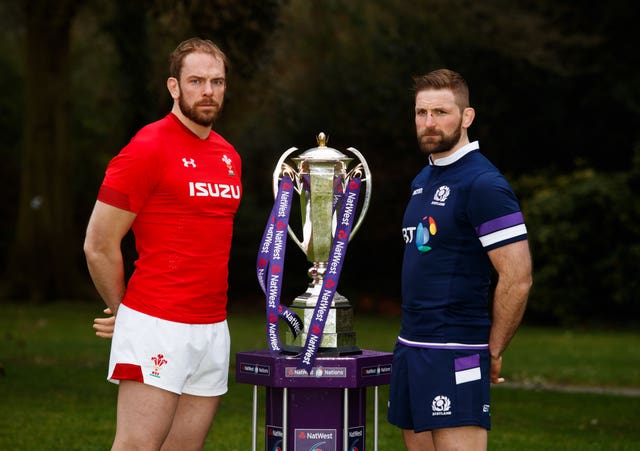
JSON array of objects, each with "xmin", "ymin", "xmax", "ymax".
[{"xmin": 513, "ymin": 149, "xmax": 640, "ymax": 326}]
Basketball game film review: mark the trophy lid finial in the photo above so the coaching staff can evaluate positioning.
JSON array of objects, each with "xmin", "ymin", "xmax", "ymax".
[{"xmin": 316, "ymin": 132, "xmax": 327, "ymax": 147}]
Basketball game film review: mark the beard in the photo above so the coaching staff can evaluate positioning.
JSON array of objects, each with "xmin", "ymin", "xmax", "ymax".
[
  {"xmin": 417, "ymin": 120, "xmax": 463, "ymax": 156},
  {"xmin": 178, "ymin": 96, "xmax": 222, "ymax": 127}
]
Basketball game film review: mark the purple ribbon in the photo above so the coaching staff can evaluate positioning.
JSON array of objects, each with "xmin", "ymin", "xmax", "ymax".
[
  {"xmin": 257, "ymin": 175, "xmax": 303, "ymax": 352},
  {"xmin": 298, "ymin": 177, "xmax": 362, "ymax": 373}
]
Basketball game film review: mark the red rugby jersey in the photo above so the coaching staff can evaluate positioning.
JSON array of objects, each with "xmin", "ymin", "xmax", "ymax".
[{"xmin": 97, "ymin": 113, "xmax": 242, "ymax": 323}]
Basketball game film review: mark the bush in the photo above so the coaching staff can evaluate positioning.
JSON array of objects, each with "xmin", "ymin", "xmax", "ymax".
[{"xmin": 514, "ymin": 153, "xmax": 640, "ymax": 326}]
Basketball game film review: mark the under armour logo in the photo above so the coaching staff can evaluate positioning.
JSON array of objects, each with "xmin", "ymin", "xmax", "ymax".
[{"xmin": 182, "ymin": 158, "xmax": 196, "ymax": 168}]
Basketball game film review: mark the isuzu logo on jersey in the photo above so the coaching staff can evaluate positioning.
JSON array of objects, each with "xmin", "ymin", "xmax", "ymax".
[
  {"xmin": 189, "ymin": 182, "xmax": 241, "ymax": 199},
  {"xmin": 431, "ymin": 185, "xmax": 450, "ymax": 206}
]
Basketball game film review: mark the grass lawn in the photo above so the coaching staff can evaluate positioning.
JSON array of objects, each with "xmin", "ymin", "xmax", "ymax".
[{"xmin": 1, "ymin": 301, "xmax": 639, "ymax": 450}]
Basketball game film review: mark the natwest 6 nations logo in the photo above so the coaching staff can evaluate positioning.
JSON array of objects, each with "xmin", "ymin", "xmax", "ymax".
[{"xmin": 402, "ymin": 216, "xmax": 437, "ymax": 252}]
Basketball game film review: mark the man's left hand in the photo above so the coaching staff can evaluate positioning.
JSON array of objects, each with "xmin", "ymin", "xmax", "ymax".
[
  {"xmin": 93, "ymin": 308, "xmax": 115, "ymax": 338},
  {"xmin": 490, "ymin": 354, "xmax": 505, "ymax": 384}
]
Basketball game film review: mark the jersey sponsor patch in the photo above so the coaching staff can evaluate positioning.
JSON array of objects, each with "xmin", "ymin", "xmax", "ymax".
[{"xmin": 188, "ymin": 181, "xmax": 241, "ymax": 199}]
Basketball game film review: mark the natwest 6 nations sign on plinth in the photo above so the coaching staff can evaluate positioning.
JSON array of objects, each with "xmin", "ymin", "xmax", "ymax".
[{"xmin": 256, "ymin": 132, "xmax": 371, "ymax": 373}]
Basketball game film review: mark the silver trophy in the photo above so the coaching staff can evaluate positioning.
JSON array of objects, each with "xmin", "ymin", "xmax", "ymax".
[{"xmin": 273, "ymin": 133, "xmax": 371, "ymax": 355}]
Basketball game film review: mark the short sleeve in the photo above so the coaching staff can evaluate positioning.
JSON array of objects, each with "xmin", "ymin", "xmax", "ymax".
[
  {"xmin": 98, "ymin": 137, "xmax": 161, "ymax": 213},
  {"xmin": 467, "ymin": 171, "xmax": 527, "ymax": 251}
]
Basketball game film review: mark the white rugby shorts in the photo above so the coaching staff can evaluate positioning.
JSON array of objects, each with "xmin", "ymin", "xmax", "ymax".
[{"xmin": 107, "ymin": 303, "xmax": 230, "ymax": 396}]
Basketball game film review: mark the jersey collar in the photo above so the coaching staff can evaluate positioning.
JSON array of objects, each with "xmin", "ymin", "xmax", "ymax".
[{"xmin": 429, "ymin": 141, "xmax": 480, "ymax": 166}]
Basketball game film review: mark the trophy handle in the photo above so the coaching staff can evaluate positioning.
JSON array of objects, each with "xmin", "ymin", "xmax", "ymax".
[
  {"xmin": 345, "ymin": 146, "xmax": 372, "ymax": 241},
  {"xmin": 272, "ymin": 147, "xmax": 306, "ymax": 253}
]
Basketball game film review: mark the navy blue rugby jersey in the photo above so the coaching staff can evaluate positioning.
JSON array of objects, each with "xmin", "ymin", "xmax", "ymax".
[{"xmin": 400, "ymin": 141, "xmax": 527, "ymax": 345}]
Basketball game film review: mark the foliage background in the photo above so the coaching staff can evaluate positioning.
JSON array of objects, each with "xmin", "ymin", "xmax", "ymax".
[{"xmin": 0, "ymin": 0, "xmax": 638, "ymax": 325}]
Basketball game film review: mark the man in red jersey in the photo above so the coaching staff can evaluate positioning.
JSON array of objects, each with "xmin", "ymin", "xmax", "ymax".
[{"xmin": 84, "ymin": 38, "xmax": 242, "ymax": 451}]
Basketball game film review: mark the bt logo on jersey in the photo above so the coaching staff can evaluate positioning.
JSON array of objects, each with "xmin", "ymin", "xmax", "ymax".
[
  {"xmin": 402, "ymin": 216, "xmax": 437, "ymax": 252},
  {"xmin": 188, "ymin": 181, "xmax": 241, "ymax": 199}
]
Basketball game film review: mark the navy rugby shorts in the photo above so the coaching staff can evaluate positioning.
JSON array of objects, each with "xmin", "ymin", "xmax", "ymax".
[{"xmin": 387, "ymin": 342, "xmax": 491, "ymax": 432}]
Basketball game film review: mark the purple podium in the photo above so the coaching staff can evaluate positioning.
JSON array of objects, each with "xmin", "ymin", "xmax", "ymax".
[{"xmin": 235, "ymin": 349, "xmax": 393, "ymax": 451}]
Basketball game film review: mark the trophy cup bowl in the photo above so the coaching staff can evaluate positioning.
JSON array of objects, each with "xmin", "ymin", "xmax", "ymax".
[{"xmin": 272, "ymin": 133, "xmax": 371, "ymax": 355}]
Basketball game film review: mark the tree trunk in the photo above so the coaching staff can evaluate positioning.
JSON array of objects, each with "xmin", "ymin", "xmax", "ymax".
[{"xmin": 7, "ymin": 0, "xmax": 81, "ymax": 300}]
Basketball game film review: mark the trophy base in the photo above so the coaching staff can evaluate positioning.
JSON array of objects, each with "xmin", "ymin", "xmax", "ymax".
[
  {"xmin": 284, "ymin": 289, "xmax": 360, "ymax": 356},
  {"xmin": 279, "ymin": 343, "xmax": 361, "ymax": 356}
]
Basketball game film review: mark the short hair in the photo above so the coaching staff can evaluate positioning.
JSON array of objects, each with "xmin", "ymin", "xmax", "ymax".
[
  {"xmin": 169, "ymin": 38, "xmax": 229, "ymax": 80},
  {"xmin": 413, "ymin": 69, "xmax": 470, "ymax": 110}
]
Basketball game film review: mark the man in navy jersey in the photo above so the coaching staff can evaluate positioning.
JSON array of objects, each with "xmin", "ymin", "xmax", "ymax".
[{"xmin": 387, "ymin": 69, "xmax": 532, "ymax": 450}]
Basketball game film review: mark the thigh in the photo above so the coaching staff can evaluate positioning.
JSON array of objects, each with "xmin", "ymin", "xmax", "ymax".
[
  {"xmin": 161, "ymin": 394, "xmax": 222, "ymax": 451},
  {"xmin": 403, "ymin": 429, "xmax": 435, "ymax": 451},
  {"xmin": 112, "ymin": 380, "xmax": 179, "ymax": 451},
  {"xmin": 432, "ymin": 425, "xmax": 487, "ymax": 451}
]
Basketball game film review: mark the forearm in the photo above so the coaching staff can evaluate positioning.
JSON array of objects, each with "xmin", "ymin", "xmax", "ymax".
[
  {"xmin": 488, "ymin": 278, "xmax": 531, "ymax": 358},
  {"xmin": 85, "ymin": 249, "xmax": 126, "ymax": 314},
  {"xmin": 83, "ymin": 201, "xmax": 136, "ymax": 313}
]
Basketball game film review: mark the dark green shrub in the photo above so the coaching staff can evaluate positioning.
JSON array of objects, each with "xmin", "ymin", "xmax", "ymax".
[{"xmin": 514, "ymin": 153, "xmax": 640, "ymax": 326}]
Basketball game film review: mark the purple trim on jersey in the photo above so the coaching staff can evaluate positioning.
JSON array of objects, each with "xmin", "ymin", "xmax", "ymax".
[
  {"xmin": 455, "ymin": 354, "xmax": 480, "ymax": 371},
  {"xmin": 475, "ymin": 211, "xmax": 524, "ymax": 236},
  {"xmin": 398, "ymin": 336, "xmax": 488, "ymax": 350}
]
